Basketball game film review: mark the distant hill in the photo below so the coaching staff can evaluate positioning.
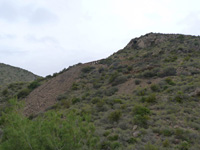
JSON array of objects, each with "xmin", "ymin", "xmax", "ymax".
[
  {"xmin": 0, "ymin": 63, "xmax": 40, "ymax": 103},
  {"xmin": 8, "ymin": 33, "xmax": 200, "ymax": 149},
  {"xmin": 0, "ymin": 63, "xmax": 39, "ymax": 87}
]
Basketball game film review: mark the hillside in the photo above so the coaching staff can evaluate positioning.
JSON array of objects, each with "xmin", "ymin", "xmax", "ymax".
[
  {"xmin": 0, "ymin": 63, "xmax": 39, "ymax": 86},
  {"xmin": 0, "ymin": 63, "xmax": 40, "ymax": 103},
  {"xmin": 2, "ymin": 33, "xmax": 200, "ymax": 149}
]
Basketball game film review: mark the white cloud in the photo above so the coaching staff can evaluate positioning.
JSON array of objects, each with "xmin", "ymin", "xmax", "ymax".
[{"xmin": 0, "ymin": 0, "xmax": 200, "ymax": 76}]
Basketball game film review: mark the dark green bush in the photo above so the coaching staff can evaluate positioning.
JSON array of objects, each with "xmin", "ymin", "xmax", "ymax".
[
  {"xmin": 108, "ymin": 110, "xmax": 122, "ymax": 122},
  {"xmin": 28, "ymin": 81, "xmax": 41, "ymax": 90},
  {"xmin": 161, "ymin": 128, "xmax": 173, "ymax": 136},
  {"xmin": 98, "ymin": 67, "xmax": 105, "ymax": 73},
  {"xmin": 142, "ymin": 70, "xmax": 157, "ymax": 78},
  {"xmin": 178, "ymin": 141, "xmax": 190, "ymax": 150},
  {"xmin": 136, "ymin": 88, "xmax": 148, "ymax": 96},
  {"xmin": 17, "ymin": 88, "xmax": 30, "ymax": 99},
  {"xmin": 158, "ymin": 67, "xmax": 176, "ymax": 77},
  {"xmin": 173, "ymin": 92, "xmax": 188, "ymax": 103},
  {"xmin": 150, "ymin": 84, "xmax": 160, "ymax": 92},
  {"xmin": 81, "ymin": 66, "xmax": 95, "ymax": 73},
  {"xmin": 141, "ymin": 94, "xmax": 157, "ymax": 103},
  {"xmin": 71, "ymin": 97, "xmax": 80, "ymax": 104},
  {"xmin": 91, "ymin": 97, "xmax": 100, "ymax": 104},
  {"xmin": 132, "ymin": 105, "xmax": 150, "ymax": 127},
  {"xmin": 107, "ymin": 134, "xmax": 119, "ymax": 141},
  {"xmin": 2, "ymin": 89, "xmax": 8, "ymax": 96},
  {"xmin": 96, "ymin": 99, "xmax": 106, "ymax": 110},
  {"xmin": 71, "ymin": 82, "xmax": 79, "ymax": 90},
  {"xmin": 165, "ymin": 77, "xmax": 176, "ymax": 85},
  {"xmin": 111, "ymin": 75, "xmax": 128, "ymax": 86},
  {"xmin": 127, "ymin": 66, "xmax": 133, "ymax": 71},
  {"xmin": 132, "ymin": 105, "xmax": 150, "ymax": 116},
  {"xmin": 135, "ymin": 79, "xmax": 141, "ymax": 85},
  {"xmin": 164, "ymin": 55, "xmax": 178, "ymax": 62},
  {"xmin": 99, "ymin": 58, "xmax": 113, "ymax": 66},
  {"xmin": 109, "ymin": 72, "xmax": 119, "ymax": 83},
  {"xmin": 105, "ymin": 87, "xmax": 118, "ymax": 96},
  {"xmin": 144, "ymin": 143, "xmax": 159, "ymax": 150}
]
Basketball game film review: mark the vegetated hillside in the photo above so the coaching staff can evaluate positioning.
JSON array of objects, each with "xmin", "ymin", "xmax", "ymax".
[
  {"xmin": 8, "ymin": 33, "xmax": 200, "ymax": 149},
  {"xmin": 0, "ymin": 63, "xmax": 39, "ymax": 86},
  {"xmin": 0, "ymin": 63, "xmax": 41, "ymax": 105}
]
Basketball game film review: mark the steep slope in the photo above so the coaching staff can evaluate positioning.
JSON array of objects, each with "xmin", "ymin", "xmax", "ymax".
[
  {"xmin": 24, "ymin": 64, "xmax": 89, "ymax": 116},
  {"xmin": 24, "ymin": 33, "xmax": 200, "ymax": 149},
  {"xmin": 0, "ymin": 63, "xmax": 39, "ymax": 86}
]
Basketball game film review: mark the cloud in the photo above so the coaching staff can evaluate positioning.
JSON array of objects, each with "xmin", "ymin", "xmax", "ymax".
[
  {"xmin": 0, "ymin": 33, "xmax": 16, "ymax": 39},
  {"xmin": 25, "ymin": 35, "xmax": 59, "ymax": 44},
  {"xmin": 180, "ymin": 12, "xmax": 200, "ymax": 35},
  {"xmin": 0, "ymin": 1, "xmax": 58, "ymax": 24},
  {"xmin": 29, "ymin": 7, "xmax": 58, "ymax": 24},
  {"xmin": 0, "ymin": 1, "xmax": 18, "ymax": 22}
]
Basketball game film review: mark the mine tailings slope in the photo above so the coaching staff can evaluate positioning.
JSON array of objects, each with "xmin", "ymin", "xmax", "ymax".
[{"xmin": 24, "ymin": 64, "xmax": 83, "ymax": 116}]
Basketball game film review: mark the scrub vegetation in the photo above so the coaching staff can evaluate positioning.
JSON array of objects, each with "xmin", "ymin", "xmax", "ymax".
[{"xmin": 0, "ymin": 33, "xmax": 200, "ymax": 149}]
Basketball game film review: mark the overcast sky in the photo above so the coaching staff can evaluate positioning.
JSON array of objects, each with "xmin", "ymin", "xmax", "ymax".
[{"xmin": 0, "ymin": 0, "xmax": 200, "ymax": 76}]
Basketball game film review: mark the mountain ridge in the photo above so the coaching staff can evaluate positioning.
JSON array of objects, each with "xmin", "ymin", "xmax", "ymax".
[{"xmin": 19, "ymin": 32, "xmax": 200, "ymax": 149}]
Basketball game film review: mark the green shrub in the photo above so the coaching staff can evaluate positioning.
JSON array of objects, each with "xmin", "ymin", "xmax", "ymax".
[
  {"xmin": 161, "ymin": 128, "xmax": 173, "ymax": 136},
  {"xmin": 132, "ymin": 105, "xmax": 150, "ymax": 127},
  {"xmin": 164, "ymin": 55, "xmax": 178, "ymax": 62},
  {"xmin": 0, "ymin": 99, "xmax": 99, "ymax": 150},
  {"xmin": 132, "ymin": 105, "xmax": 150, "ymax": 116},
  {"xmin": 81, "ymin": 66, "xmax": 95, "ymax": 73},
  {"xmin": 103, "ymin": 130, "xmax": 111, "ymax": 137},
  {"xmin": 162, "ymin": 139, "xmax": 170, "ymax": 147},
  {"xmin": 57, "ymin": 94, "xmax": 67, "ymax": 101},
  {"xmin": 111, "ymin": 141, "xmax": 121, "ymax": 149},
  {"xmin": 165, "ymin": 77, "xmax": 176, "ymax": 85},
  {"xmin": 178, "ymin": 141, "xmax": 190, "ymax": 150},
  {"xmin": 108, "ymin": 110, "xmax": 122, "ymax": 122},
  {"xmin": 71, "ymin": 82, "xmax": 79, "ymax": 90},
  {"xmin": 173, "ymin": 92, "xmax": 188, "ymax": 103},
  {"xmin": 71, "ymin": 97, "xmax": 80, "ymax": 104},
  {"xmin": 100, "ymin": 141, "xmax": 111, "ymax": 150},
  {"xmin": 91, "ymin": 97, "xmax": 100, "ymax": 104},
  {"xmin": 150, "ymin": 84, "xmax": 160, "ymax": 92},
  {"xmin": 28, "ymin": 81, "xmax": 41, "ymax": 90},
  {"xmin": 142, "ymin": 70, "xmax": 157, "ymax": 78},
  {"xmin": 141, "ymin": 94, "xmax": 157, "ymax": 103},
  {"xmin": 158, "ymin": 67, "xmax": 176, "ymax": 77},
  {"xmin": 2, "ymin": 89, "xmax": 8, "ymax": 96},
  {"xmin": 93, "ymin": 82, "xmax": 102, "ymax": 89},
  {"xmin": 127, "ymin": 137, "xmax": 137, "ymax": 144},
  {"xmin": 136, "ymin": 88, "xmax": 148, "ymax": 96},
  {"xmin": 175, "ymin": 128, "xmax": 187, "ymax": 141},
  {"xmin": 17, "ymin": 88, "xmax": 30, "ymax": 99},
  {"xmin": 107, "ymin": 134, "xmax": 119, "ymax": 141},
  {"xmin": 135, "ymin": 79, "xmax": 141, "ymax": 85},
  {"xmin": 105, "ymin": 87, "xmax": 118, "ymax": 96},
  {"xmin": 96, "ymin": 99, "xmax": 106, "ymax": 110},
  {"xmin": 112, "ymin": 75, "xmax": 128, "ymax": 86},
  {"xmin": 109, "ymin": 72, "xmax": 119, "ymax": 83},
  {"xmin": 144, "ymin": 143, "xmax": 159, "ymax": 150},
  {"xmin": 113, "ymin": 99, "xmax": 123, "ymax": 104},
  {"xmin": 127, "ymin": 66, "xmax": 133, "ymax": 71}
]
